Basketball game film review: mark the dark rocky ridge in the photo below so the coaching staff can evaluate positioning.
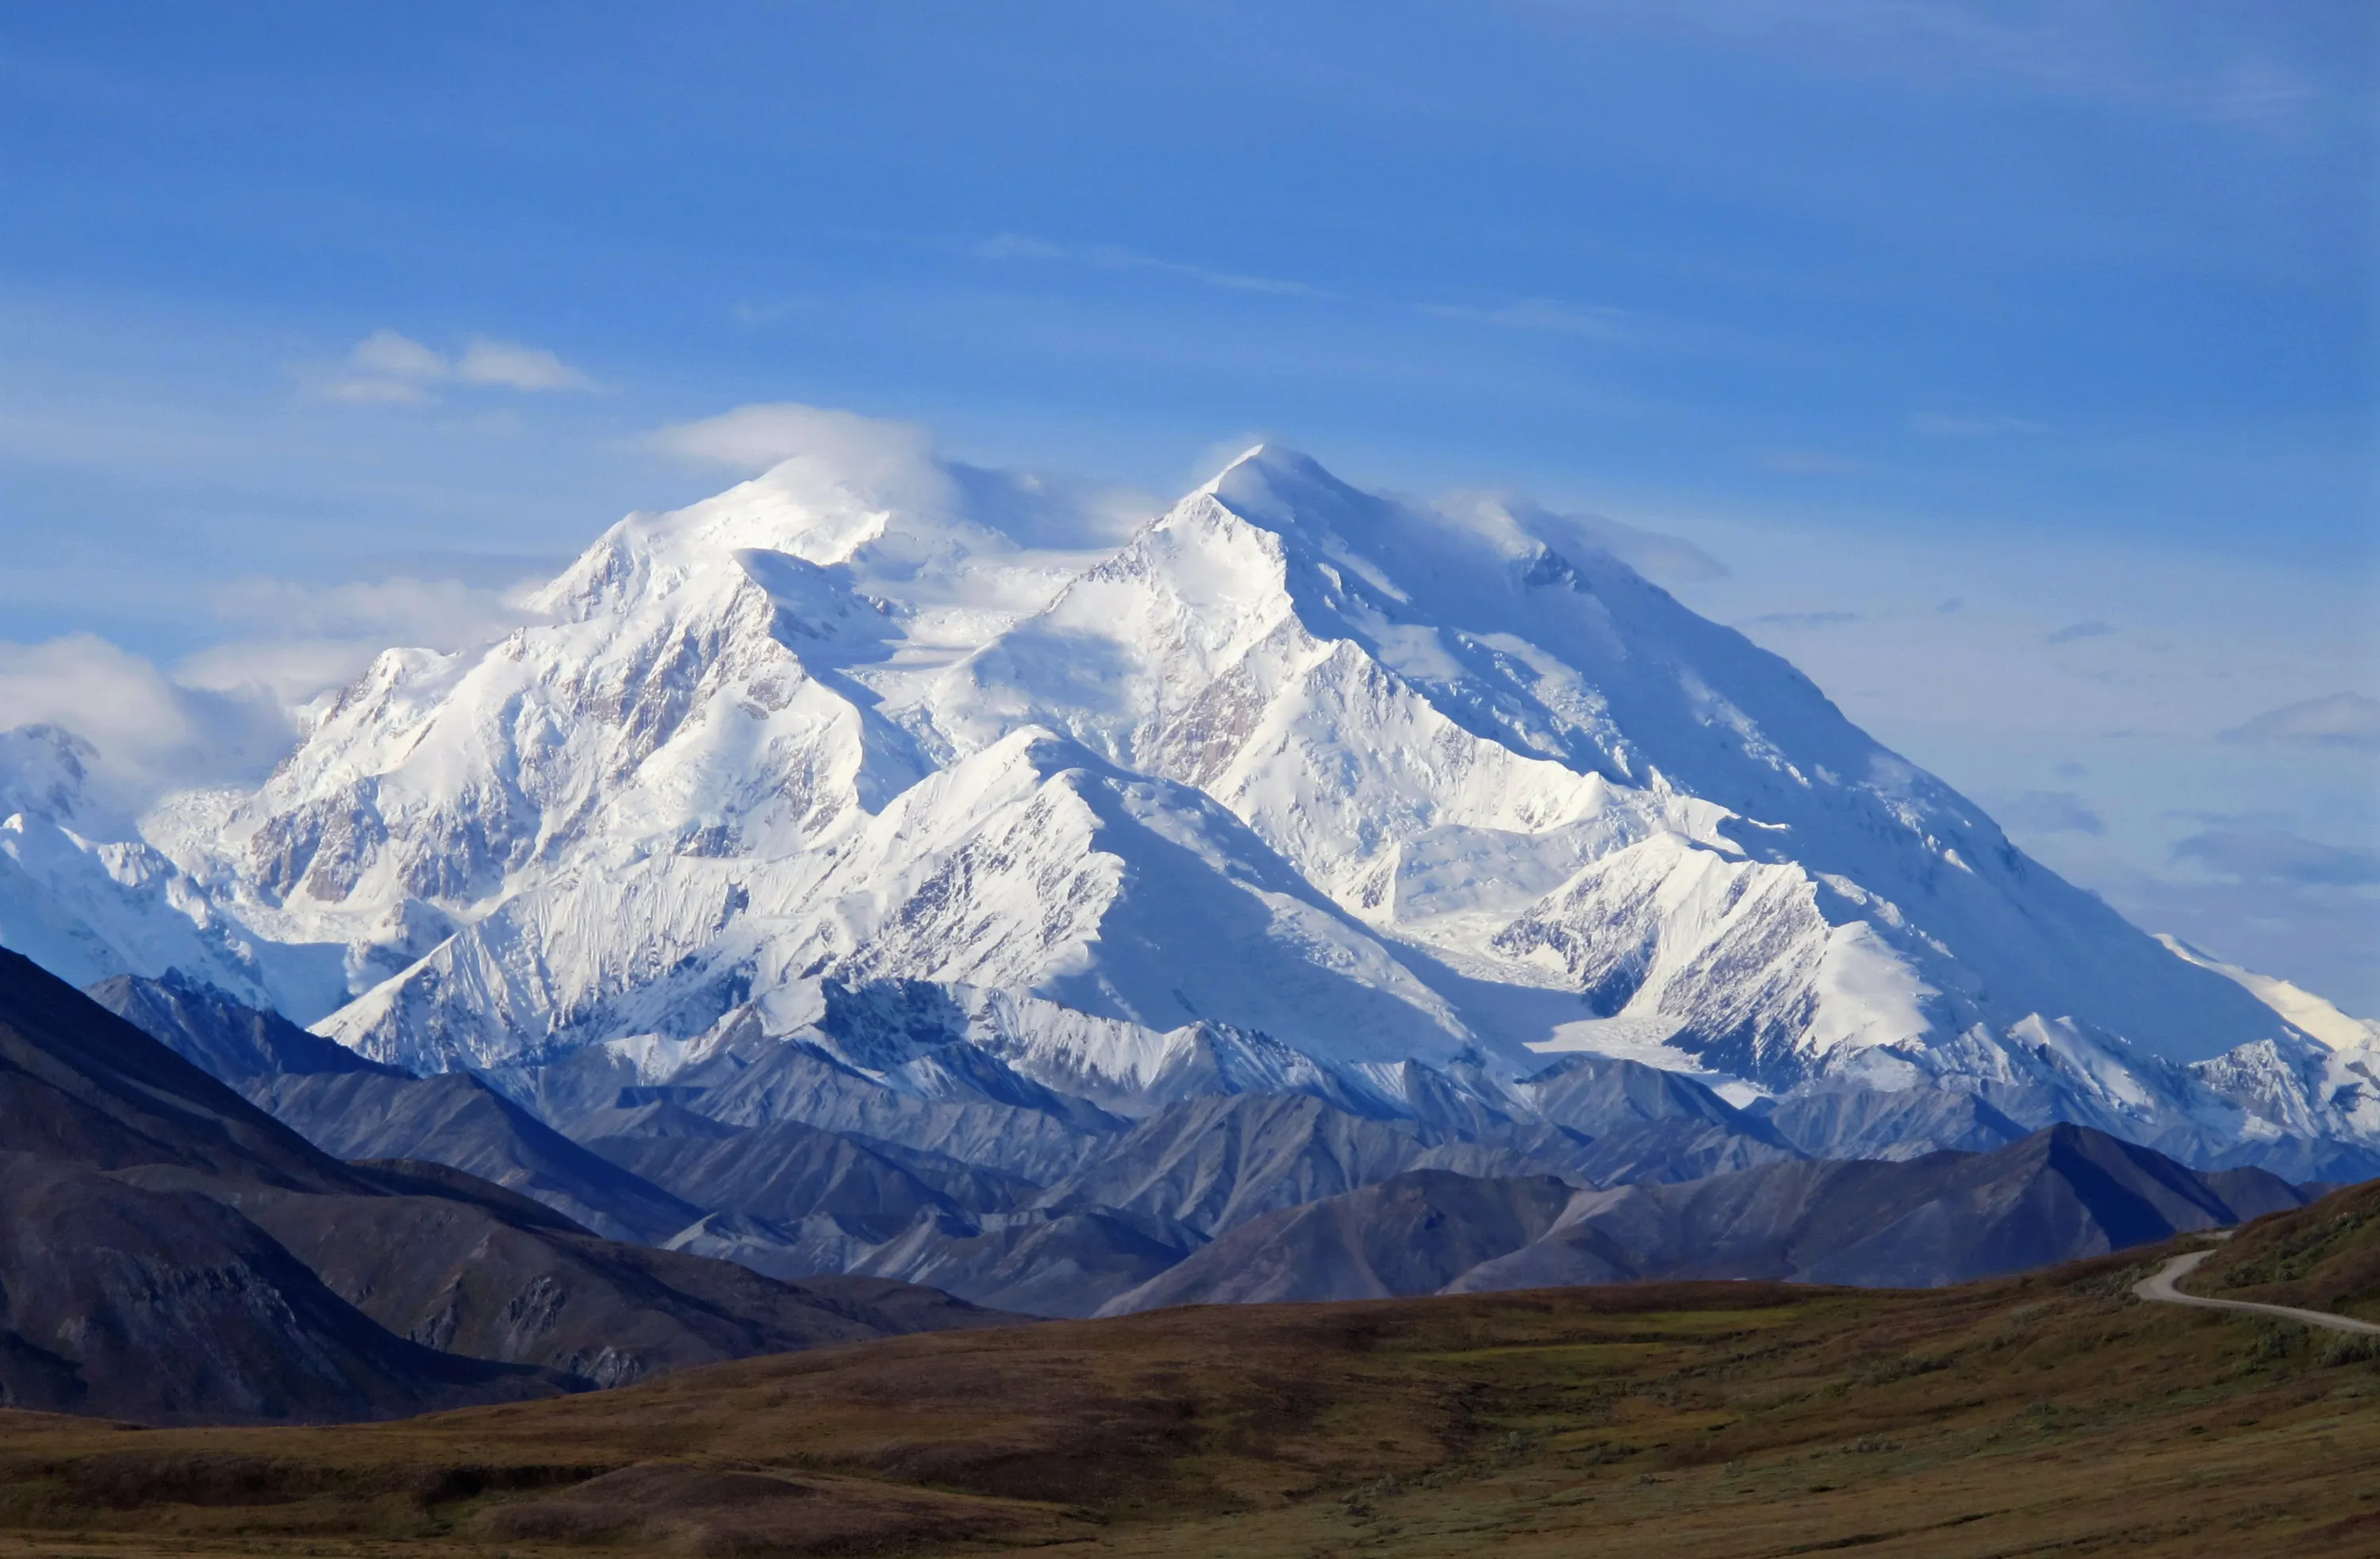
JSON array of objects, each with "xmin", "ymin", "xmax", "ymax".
[
  {"xmin": 0, "ymin": 950, "xmax": 1007, "ymax": 1423},
  {"xmin": 1108, "ymin": 1123, "xmax": 2312, "ymax": 1311},
  {"xmin": 0, "ymin": 1150, "xmax": 565, "ymax": 1423},
  {"xmin": 86, "ymin": 971, "xmax": 701, "ymax": 1245}
]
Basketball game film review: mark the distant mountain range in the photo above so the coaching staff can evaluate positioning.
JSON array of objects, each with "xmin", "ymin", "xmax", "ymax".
[{"xmin": 92, "ymin": 966, "xmax": 2315, "ymax": 1329}]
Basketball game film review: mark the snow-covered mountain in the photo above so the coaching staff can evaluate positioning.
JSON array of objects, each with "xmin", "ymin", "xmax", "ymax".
[
  {"xmin": 0, "ymin": 725, "xmax": 291, "ymax": 1005},
  {"xmin": 6, "ymin": 438, "xmax": 2374, "ymax": 1173}
]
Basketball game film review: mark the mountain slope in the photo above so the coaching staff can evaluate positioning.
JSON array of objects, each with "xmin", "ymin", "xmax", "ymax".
[
  {"xmin": 1104, "ymin": 1169, "xmax": 1590, "ymax": 1311},
  {"xmin": 1462, "ymin": 1123, "xmax": 2305, "ymax": 1293},
  {"xmin": 0, "ymin": 1152, "xmax": 560, "ymax": 1424},
  {"xmin": 223, "ymin": 1160, "xmax": 1004, "ymax": 1388},
  {"xmin": 1108, "ymin": 1125, "xmax": 2309, "ymax": 1310},
  {"xmin": 2186, "ymin": 1177, "xmax": 2380, "ymax": 1323},
  {"xmin": 1035, "ymin": 1092, "xmax": 1569, "ymax": 1235},
  {"xmin": 0, "ymin": 949, "xmax": 356, "ymax": 1192},
  {"xmin": 86, "ymin": 969, "xmax": 394, "ymax": 1081},
  {"xmin": 0, "ymin": 948, "xmax": 1006, "ymax": 1421},
  {"xmin": 252, "ymin": 1073, "xmax": 703, "ymax": 1244},
  {"xmin": 90, "ymin": 973, "xmax": 701, "ymax": 1244},
  {"xmin": 588, "ymin": 1116, "xmax": 1034, "ymax": 1228}
]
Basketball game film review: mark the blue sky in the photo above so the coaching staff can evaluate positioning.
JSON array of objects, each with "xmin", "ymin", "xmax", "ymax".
[{"xmin": 1, "ymin": 2, "xmax": 2374, "ymax": 1003}]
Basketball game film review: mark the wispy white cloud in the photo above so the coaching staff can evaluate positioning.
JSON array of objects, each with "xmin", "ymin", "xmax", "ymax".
[
  {"xmin": 976, "ymin": 233, "xmax": 1068, "ymax": 262},
  {"xmin": 646, "ymin": 401, "xmax": 939, "ymax": 479},
  {"xmin": 1568, "ymin": 1, "xmax": 2331, "ymax": 132},
  {"xmin": 644, "ymin": 401, "xmax": 1150, "ymax": 551},
  {"xmin": 1747, "ymin": 609, "xmax": 1861, "ymax": 629},
  {"xmin": 2045, "ymin": 620, "xmax": 2113, "ymax": 646},
  {"xmin": 1908, "ymin": 411, "xmax": 2047, "ymax": 437},
  {"xmin": 2218, "ymin": 692, "xmax": 2380, "ymax": 752},
  {"xmin": 974, "ymin": 232, "xmax": 1335, "ymax": 299},
  {"xmin": 1467, "ymin": 497, "xmax": 1729, "ymax": 585},
  {"xmin": 2171, "ymin": 826, "xmax": 2380, "ymax": 888},
  {"xmin": 317, "ymin": 329, "xmax": 600, "ymax": 405},
  {"xmin": 0, "ymin": 563, "xmax": 557, "ymax": 816},
  {"xmin": 351, "ymin": 328, "xmax": 447, "ymax": 380},
  {"xmin": 1986, "ymin": 787, "xmax": 2106, "ymax": 837},
  {"xmin": 1424, "ymin": 298, "xmax": 1633, "ymax": 340},
  {"xmin": 455, "ymin": 337, "xmax": 599, "ymax": 392},
  {"xmin": 0, "ymin": 634, "xmax": 292, "ymax": 814},
  {"xmin": 2203, "ymin": 55, "xmax": 2325, "ymax": 131},
  {"xmin": 175, "ymin": 570, "xmax": 554, "ymax": 708},
  {"xmin": 321, "ymin": 375, "xmax": 436, "ymax": 406}
]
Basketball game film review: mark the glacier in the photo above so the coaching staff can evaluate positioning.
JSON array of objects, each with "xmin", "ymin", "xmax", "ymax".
[{"xmin": 5, "ymin": 437, "xmax": 2375, "ymax": 1174}]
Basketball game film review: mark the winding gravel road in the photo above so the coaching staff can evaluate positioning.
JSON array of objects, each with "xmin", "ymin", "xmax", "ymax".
[{"xmin": 2134, "ymin": 1246, "xmax": 2380, "ymax": 1338}]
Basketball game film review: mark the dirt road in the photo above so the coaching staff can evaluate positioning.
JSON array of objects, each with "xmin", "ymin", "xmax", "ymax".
[{"xmin": 2133, "ymin": 1246, "xmax": 2380, "ymax": 1337}]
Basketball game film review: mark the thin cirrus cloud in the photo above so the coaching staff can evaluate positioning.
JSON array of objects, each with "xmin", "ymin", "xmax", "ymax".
[
  {"xmin": 2217, "ymin": 691, "xmax": 2380, "ymax": 752},
  {"xmin": 1986, "ymin": 788, "xmax": 2107, "ymax": 838},
  {"xmin": 1908, "ymin": 411, "xmax": 2048, "ymax": 437},
  {"xmin": 974, "ymin": 233, "xmax": 1639, "ymax": 340},
  {"xmin": 1624, "ymin": 1, "xmax": 2325, "ymax": 131},
  {"xmin": 321, "ymin": 329, "xmax": 601, "ymax": 405},
  {"xmin": 1746, "ymin": 609, "xmax": 1861, "ymax": 629},
  {"xmin": 1421, "ymin": 299, "xmax": 1633, "ymax": 340},
  {"xmin": 2170, "ymin": 826, "xmax": 2380, "ymax": 888},
  {"xmin": 2045, "ymin": 620, "xmax": 2113, "ymax": 645},
  {"xmin": 974, "ymin": 232, "xmax": 1334, "ymax": 300}
]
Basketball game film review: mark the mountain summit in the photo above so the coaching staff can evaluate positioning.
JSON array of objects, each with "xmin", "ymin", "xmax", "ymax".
[{"xmin": 6, "ymin": 438, "xmax": 2371, "ymax": 1169}]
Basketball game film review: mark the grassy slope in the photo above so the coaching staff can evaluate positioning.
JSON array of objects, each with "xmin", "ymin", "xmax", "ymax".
[
  {"xmin": 2189, "ymin": 1179, "xmax": 2380, "ymax": 1324},
  {"xmin": 0, "ymin": 1232, "xmax": 2375, "ymax": 1557}
]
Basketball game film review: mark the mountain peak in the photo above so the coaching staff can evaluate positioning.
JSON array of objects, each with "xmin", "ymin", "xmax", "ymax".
[{"xmin": 1200, "ymin": 443, "xmax": 1377, "ymax": 538}]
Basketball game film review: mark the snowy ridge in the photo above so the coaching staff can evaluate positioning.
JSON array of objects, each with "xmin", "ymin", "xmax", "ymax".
[
  {"xmin": 6, "ymin": 436, "xmax": 2375, "ymax": 1175},
  {"xmin": 2157, "ymin": 934, "xmax": 2380, "ymax": 1054}
]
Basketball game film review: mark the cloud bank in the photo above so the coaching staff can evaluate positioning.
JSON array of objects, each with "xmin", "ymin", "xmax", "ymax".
[
  {"xmin": 0, "ymin": 568, "xmax": 554, "ymax": 821},
  {"xmin": 0, "ymin": 635, "xmax": 291, "ymax": 820}
]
